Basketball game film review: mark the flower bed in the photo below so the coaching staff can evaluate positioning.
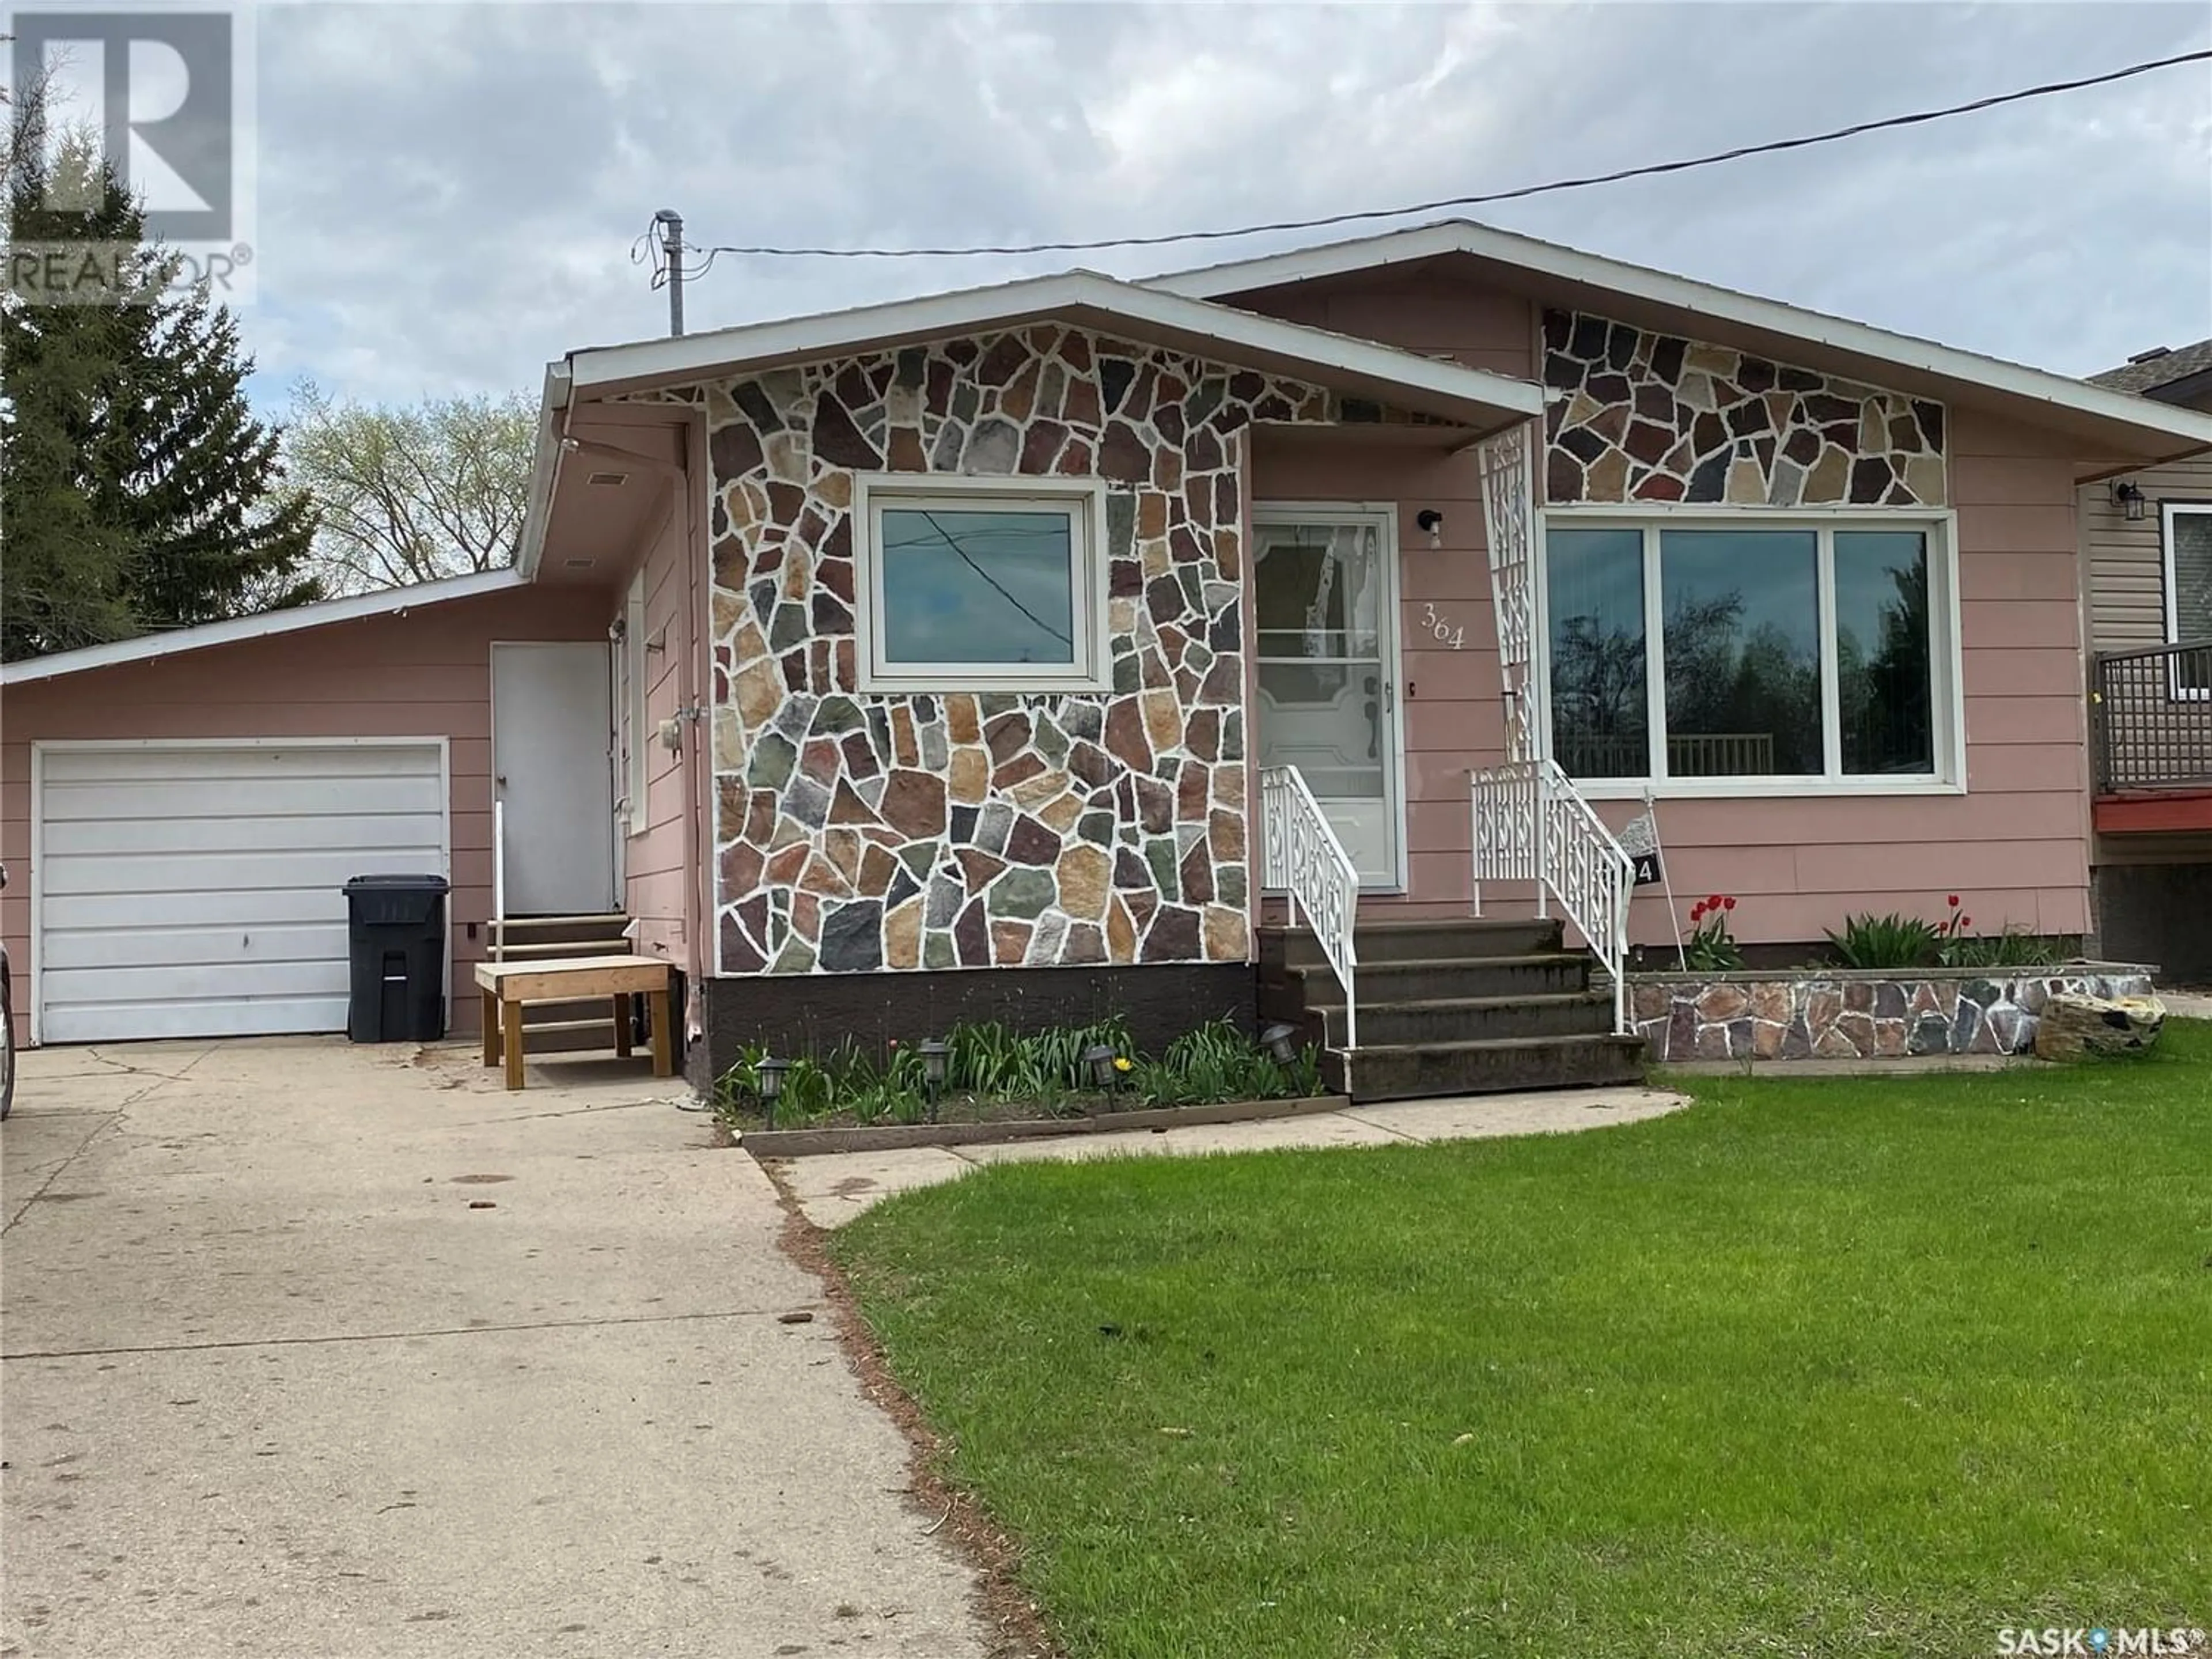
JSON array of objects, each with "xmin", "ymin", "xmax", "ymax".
[{"xmin": 1630, "ymin": 966, "xmax": 2156, "ymax": 1062}]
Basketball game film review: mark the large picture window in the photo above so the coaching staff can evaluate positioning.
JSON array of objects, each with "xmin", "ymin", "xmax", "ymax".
[
  {"xmin": 1544, "ymin": 518, "xmax": 1952, "ymax": 792},
  {"xmin": 853, "ymin": 476, "xmax": 1109, "ymax": 693}
]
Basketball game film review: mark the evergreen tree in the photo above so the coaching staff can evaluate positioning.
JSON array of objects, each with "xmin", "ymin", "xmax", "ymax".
[{"xmin": 2, "ymin": 130, "xmax": 319, "ymax": 660}]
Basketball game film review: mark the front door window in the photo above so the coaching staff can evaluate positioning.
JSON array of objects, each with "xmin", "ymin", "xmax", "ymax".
[{"xmin": 1253, "ymin": 513, "xmax": 1403, "ymax": 888}]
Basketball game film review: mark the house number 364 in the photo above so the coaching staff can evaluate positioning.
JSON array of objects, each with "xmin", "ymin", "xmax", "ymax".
[{"xmin": 1419, "ymin": 603, "xmax": 1466, "ymax": 649}]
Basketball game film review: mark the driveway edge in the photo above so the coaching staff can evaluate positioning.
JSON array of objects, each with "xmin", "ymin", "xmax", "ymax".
[{"xmin": 764, "ymin": 1173, "xmax": 1066, "ymax": 1659}]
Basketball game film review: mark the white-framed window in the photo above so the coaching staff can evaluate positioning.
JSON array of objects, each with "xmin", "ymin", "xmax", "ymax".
[
  {"xmin": 619, "ymin": 570, "xmax": 647, "ymax": 834},
  {"xmin": 851, "ymin": 473, "xmax": 1111, "ymax": 694},
  {"xmin": 2163, "ymin": 502, "xmax": 2212, "ymax": 699},
  {"xmin": 1540, "ymin": 512, "xmax": 1962, "ymax": 797}
]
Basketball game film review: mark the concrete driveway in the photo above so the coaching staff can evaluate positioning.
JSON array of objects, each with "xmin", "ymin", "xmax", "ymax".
[{"xmin": 1, "ymin": 1038, "xmax": 986, "ymax": 1658}]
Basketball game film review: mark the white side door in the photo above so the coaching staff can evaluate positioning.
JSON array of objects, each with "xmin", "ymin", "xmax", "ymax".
[
  {"xmin": 1252, "ymin": 507, "xmax": 1407, "ymax": 889},
  {"xmin": 491, "ymin": 643, "xmax": 617, "ymax": 915}
]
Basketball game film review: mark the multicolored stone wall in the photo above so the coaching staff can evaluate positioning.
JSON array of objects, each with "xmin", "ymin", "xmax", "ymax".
[
  {"xmin": 1631, "ymin": 968, "xmax": 2153, "ymax": 1061},
  {"xmin": 1542, "ymin": 310, "xmax": 1946, "ymax": 508},
  {"xmin": 655, "ymin": 327, "xmax": 1348, "ymax": 978}
]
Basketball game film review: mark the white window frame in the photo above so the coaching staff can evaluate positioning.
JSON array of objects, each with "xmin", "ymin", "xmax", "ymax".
[
  {"xmin": 2161, "ymin": 501, "xmax": 2212, "ymax": 702},
  {"xmin": 1537, "ymin": 506, "xmax": 1965, "ymax": 799},
  {"xmin": 620, "ymin": 570, "xmax": 648, "ymax": 834},
  {"xmin": 851, "ymin": 472, "xmax": 1112, "ymax": 694}
]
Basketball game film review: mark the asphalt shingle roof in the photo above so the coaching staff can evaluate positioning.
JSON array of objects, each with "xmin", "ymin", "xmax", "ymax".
[{"xmin": 2089, "ymin": 338, "xmax": 2212, "ymax": 395}]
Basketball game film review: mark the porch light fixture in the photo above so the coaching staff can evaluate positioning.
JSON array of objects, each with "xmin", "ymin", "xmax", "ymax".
[
  {"xmin": 1416, "ymin": 509, "xmax": 1445, "ymax": 549},
  {"xmin": 2112, "ymin": 480, "xmax": 2148, "ymax": 521},
  {"xmin": 755, "ymin": 1056, "xmax": 789, "ymax": 1128},
  {"xmin": 917, "ymin": 1039, "xmax": 949, "ymax": 1123},
  {"xmin": 1259, "ymin": 1022, "xmax": 1300, "ymax": 1064},
  {"xmin": 1081, "ymin": 1044, "xmax": 1119, "ymax": 1090}
]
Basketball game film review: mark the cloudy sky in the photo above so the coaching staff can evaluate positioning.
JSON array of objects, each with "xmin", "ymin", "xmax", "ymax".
[{"xmin": 225, "ymin": 1, "xmax": 2212, "ymax": 411}]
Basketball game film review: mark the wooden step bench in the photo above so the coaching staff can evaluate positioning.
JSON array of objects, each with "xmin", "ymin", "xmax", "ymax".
[{"xmin": 474, "ymin": 955, "xmax": 674, "ymax": 1092}]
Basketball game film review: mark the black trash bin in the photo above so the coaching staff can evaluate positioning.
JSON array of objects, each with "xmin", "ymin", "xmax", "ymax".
[{"xmin": 343, "ymin": 874, "xmax": 450, "ymax": 1043}]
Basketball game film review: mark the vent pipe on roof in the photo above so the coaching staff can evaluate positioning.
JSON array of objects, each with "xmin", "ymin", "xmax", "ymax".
[{"xmin": 653, "ymin": 207, "xmax": 685, "ymax": 338}]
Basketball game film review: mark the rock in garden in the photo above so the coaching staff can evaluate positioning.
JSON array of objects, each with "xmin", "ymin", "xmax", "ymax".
[{"xmin": 2032, "ymin": 994, "xmax": 2167, "ymax": 1062}]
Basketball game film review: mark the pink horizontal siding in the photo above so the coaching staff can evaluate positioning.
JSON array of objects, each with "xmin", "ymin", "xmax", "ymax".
[
  {"xmin": 1, "ymin": 584, "xmax": 612, "ymax": 1044},
  {"xmin": 614, "ymin": 491, "xmax": 700, "ymax": 968},
  {"xmin": 1248, "ymin": 273, "xmax": 2095, "ymax": 944}
]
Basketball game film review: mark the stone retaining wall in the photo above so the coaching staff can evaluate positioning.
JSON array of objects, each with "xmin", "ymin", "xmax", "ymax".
[{"xmin": 1630, "ymin": 967, "xmax": 2156, "ymax": 1062}]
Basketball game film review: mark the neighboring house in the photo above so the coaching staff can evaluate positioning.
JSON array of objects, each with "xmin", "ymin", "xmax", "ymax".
[
  {"xmin": 2079, "ymin": 338, "xmax": 2212, "ymax": 983},
  {"xmin": 4, "ymin": 220, "xmax": 2209, "ymax": 1093}
]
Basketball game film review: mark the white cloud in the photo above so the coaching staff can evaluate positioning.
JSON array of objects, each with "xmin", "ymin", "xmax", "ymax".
[{"xmin": 233, "ymin": 1, "xmax": 2211, "ymax": 411}]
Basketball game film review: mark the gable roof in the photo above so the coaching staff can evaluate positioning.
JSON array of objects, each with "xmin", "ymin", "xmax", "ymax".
[
  {"xmin": 1150, "ymin": 220, "xmax": 2212, "ymax": 465},
  {"xmin": 2089, "ymin": 338, "xmax": 2212, "ymax": 398},
  {"xmin": 556, "ymin": 268, "xmax": 1544, "ymax": 428},
  {"xmin": 0, "ymin": 567, "xmax": 527, "ymax": 686},
  {"xmin": 520, "ymin": 268, "xmax": 1554, "ymax": 578}
]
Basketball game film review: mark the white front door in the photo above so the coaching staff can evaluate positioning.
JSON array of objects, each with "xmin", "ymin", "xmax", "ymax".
[
  {"xmin": 1253, "ymin": 507, "xmax": 1406, "ymax": 889},
  {"xmin": 492, "ymin": 643, "xmax": 616, "ymax": 915}
]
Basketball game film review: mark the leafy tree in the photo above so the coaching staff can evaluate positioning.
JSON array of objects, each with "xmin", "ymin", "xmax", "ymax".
[
  {"xmin": 2, "ymin": 128, "xmax": 318, "ymax": 661},
  {"xmin": 282, "ymin": 382, "xmax": 534, "ymax": 593}
]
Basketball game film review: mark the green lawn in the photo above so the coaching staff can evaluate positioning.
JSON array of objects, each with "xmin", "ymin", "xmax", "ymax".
[{"xmin": 830, "ymin": 1022, "xmax": 2212, "ymax": 1659}]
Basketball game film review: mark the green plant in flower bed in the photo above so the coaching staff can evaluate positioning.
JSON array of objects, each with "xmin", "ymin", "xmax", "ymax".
[
  {"xmin": 1938, "ymin": 927, "xmax": 2068, "ymax": 970},
  {"xmin": 1825, "ymin": 910, "xmax": 1943, "ymax": 969},
  {"xmin": 1827, "ymin": 896, "xmax": 2070, "ymax": 973},
  {"xmin": 713, "ymin": 1014, "xmax": 1319, "ymax": 1132},
  {"xmin": 1681, "ymin": 893, "xmax": 1744, "ymax": 971},
  {"xmin": 1126, "ymin": 1018, "xmax": 1323, "ymax": 1108}
]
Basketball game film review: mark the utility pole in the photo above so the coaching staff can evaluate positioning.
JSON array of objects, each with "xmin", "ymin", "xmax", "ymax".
[{"xmin": 653, "ymin": 207, "xmax": 685, "ymax": 337}]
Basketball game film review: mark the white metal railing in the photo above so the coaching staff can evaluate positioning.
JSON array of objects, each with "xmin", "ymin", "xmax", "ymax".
[
  {"xmin": 491, "ymin": 798, "xmax": 507, "ymax": 964},
  {"xmin": 1259, "ymin": 764, "xmax": 1361, "ymax": 1051},
  {"xmin": 1470, "ymin": 758, "xmax": 1635, "ymax": 1035}
]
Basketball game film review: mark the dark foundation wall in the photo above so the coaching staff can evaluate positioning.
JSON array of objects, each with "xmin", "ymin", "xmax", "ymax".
[
  {"xmin": 693, "ymin": 963, "xmax": 1258, "ymax": 1082},
  {"xmin": 2092, "ymin": 862, "xmax": 2212, "ymax": 984}
]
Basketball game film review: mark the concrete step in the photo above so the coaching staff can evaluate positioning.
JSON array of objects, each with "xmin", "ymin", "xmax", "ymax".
[
  {"xmin": 1293, "ymin": 991, "xmax": 1618, "ymax": 1051},
  {"xmin": 1275, "ymin": 953, "xmax": 1593, "ymax": 1005},
  {"xmin": 1328, "ymin": 1033, "xmax": 1647, "ymax": 1103},
  {"xmin": 1263, "ymin": 917, "xmax": 1565, "ymax": 969}
]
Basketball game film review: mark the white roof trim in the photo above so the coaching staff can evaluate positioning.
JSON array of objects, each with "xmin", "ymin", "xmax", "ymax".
[
  {"xmin": 561, "ymin": 268, "xmax": 1544, "ymax": 423},
  {"xmin": 516, "ymin": 362, "xmax": 573, "ymax": 582},
  {"xmin": 0, "ymin": 567, "xmax": 529, "ymax": 686},
  {"xmin": 1148, "ymin": 221, "xmax": 2212, "ymax": 456}
]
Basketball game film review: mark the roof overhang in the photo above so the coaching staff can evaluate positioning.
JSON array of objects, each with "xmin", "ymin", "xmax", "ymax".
[
  {"xmin": 0, "ymin": 567, "xmax": 529, "ymax": 687},
  {"xmin": 560, "ymin": 269, "xmax": 1544, "ymax": 430},
  {"xmin": 1150, "ymin": 221, "xmax": 2212, "ymax": 468}
]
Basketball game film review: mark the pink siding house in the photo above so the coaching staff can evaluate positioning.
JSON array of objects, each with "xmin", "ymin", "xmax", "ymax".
[{"xmin": 5, "ymin": 222, "xmax": 2207, "ymax": 1095}]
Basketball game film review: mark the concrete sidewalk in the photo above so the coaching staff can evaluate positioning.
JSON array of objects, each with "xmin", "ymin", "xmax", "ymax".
[
  {"xmin": 2, "ymin": 1039, "xmax": 986, "ymax": 1658},
  {"xmin": 768, "ymin": 1085, "xmax": 1690, "ymax": 1230}
]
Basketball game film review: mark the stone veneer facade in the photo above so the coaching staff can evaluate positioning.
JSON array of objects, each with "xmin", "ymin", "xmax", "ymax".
[
  {"xmin": 1631, "ymin": 968, "xmax": 2154, "ymax": 1062},
  {"xmin": 1543, "ymin": 310, "xmax": 1946, "ymax": 509},
  {"xmin": 652, "ymin": 326, "xmax": 1357, "ymax": 978}
]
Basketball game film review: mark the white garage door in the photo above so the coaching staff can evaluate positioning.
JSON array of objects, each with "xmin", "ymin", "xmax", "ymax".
[{"xmin": 35, "ymin": 742, "xmax": 448, "ymax": 1043}]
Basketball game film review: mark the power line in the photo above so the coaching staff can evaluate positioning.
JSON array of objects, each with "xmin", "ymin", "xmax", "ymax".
[
  {"xmin": 669, "ymin": 48, "xmax": 2210, "ymax": 264},
  {"xmin": 914, "ymin": 510, "xmax": 1073, "ymax": 648}
]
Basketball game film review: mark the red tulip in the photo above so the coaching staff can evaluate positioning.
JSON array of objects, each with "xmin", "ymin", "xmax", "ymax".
[
  {"xmin": 1723, "ymin": 896, "xmax": 1737, "ymax": 911},
  {"xmin": 1691, "ymin": 902, "xmax": 1707, "ymax": 921},
  {"xmin": 1947, "ymin": 895, "xmax": 1960, "ymax": 908},
  {"xmin": 1707, "ymin": 895, "xmax": 1724, "ymax": 910},
  {"xmin": 1961, "ymin": 916, "xmax": 1972, "ymax": 929}
]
